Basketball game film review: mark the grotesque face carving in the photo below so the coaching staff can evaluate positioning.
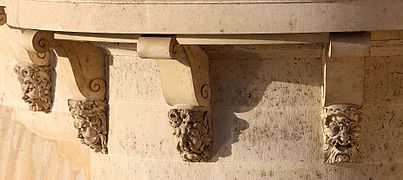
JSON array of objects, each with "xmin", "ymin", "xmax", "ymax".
[
  {"xmin": 14, "ymin": 64, "xmax": 51, "ymax": 112},
  {"xmin": 68, "ymin": 100, "xmax": 108, "ymax": 154},
  {"xmin": 168, "ymin": 109, "xmax": 212, "ymax": 162},
  {"xmin": 323, "ymin": 104, "xmax": 361, "ymax": 164}
]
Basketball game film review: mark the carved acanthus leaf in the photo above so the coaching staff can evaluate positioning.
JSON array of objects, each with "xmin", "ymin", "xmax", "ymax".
[
  {"xmin": 68, "ymin": 99, "xmax": 108, "ymax": 154},
  {"xmin": 322, "ymin": 104, "xmax": 362, "ymax": 164},
  {"xmin": 168, "ymin": 109, "xmax": 212, "ymax": 162},
  {"xmin": 14, "ymin": 64, "xmax": 52, "ymax": 113}
]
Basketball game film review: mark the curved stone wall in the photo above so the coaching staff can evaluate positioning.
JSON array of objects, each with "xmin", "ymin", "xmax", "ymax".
[
  {"xmin": 5, "ymin": 0, "xmax": 403, "ymax": 34},
  {"xmin": 0, "ymin": 25, "xmax": 402, "ymax": 179}
]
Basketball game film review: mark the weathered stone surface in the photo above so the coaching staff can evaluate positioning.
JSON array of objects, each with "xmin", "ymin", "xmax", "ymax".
[
  {"xmin": 6, "ymin": 0, "xmax": 403, "ymax": 34},
  {"xmin": 108, "ymin": 53, "xmax": 165, "ymax": 104},
  {"xmin": 95, "ymin": 44, "xmax": 402, "ymax": 179},
  {"xmin": 0, "ymin": 21, "xmax": 402, "ymax": 180}
]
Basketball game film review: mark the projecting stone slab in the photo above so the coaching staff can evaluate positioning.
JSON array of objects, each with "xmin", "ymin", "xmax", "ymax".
[{"xmin": 5, "ymin": 0, "xmax": 403, "ymax": 34}]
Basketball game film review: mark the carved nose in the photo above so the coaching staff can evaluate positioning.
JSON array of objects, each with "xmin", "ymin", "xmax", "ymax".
[
  {"xmin": 340, "ymin": 133, "xmax": 349, "ymax": 143},
  {"xmin": 340, "ymin": 125, "xmax": 346, "ymax": 131}
]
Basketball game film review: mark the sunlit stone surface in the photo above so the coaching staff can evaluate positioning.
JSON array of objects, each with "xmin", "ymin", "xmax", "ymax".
[{"xmin": 0, "ymin": 0, "xmax": 402, "ymax": 179}]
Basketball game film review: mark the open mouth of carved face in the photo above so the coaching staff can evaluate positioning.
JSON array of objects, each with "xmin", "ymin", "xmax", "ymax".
[
  {"xmin": 332, "ymin": 142, "xmax": 353, "ymax": 163},
  {"xmin": 335, "ymin": 143, "xmax": 352, "ymax": 151}
]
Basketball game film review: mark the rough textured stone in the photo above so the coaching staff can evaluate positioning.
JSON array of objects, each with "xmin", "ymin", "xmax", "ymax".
[
  {"xmin": 91, "ymin": 44, "xmax": 402, "ymax": 179},
  {"xmin": 0, "ymin": 23, "xmax": 402, "ymax": 180}
]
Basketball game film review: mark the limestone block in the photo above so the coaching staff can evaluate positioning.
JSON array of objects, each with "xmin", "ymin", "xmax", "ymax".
[
  {"xmin": 207, "ymin": 44, "xmax": 323, "ymax": 108},
  {"xmin": 5, "ymin": 0, "xmax": 403, "ymax": 34},
  {"xmin": 371, "ymin": 31, "xmax": 403, "ymax": 57},
  {"xmin": 108, "ymin": 52, "xmax": 166, "ymax": 104},
  {"xmin": 90, "ymin": 43, "xmax": 402, "ymax": 179},
  {"xmin": 107, "ymin": 101, "xmax": 176, "ymax": 160},
  {"xmin": 364, "ymin": 56, "xmax": 403, "ymax": 104}
]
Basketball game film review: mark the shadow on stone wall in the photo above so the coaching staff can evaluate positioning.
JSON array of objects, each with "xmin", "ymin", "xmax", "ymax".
[{"xmin": 204, "ymin": 44, "xmax": 323, "ymax": 161}]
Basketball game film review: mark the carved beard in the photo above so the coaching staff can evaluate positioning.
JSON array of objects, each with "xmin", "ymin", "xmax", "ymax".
[{"xmin": 324, "ymin": 116, "xmax": 361, "ymax": 163}]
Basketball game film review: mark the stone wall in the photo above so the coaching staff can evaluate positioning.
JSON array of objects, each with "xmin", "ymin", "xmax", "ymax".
[{"xmin": 0, "ymin": 25, "xmax": 401, "ymax": 179}]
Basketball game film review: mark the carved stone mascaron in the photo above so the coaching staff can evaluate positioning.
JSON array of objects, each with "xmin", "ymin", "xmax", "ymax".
[
  {"xmin": 322, "ymin": 104, "xmax": 362, "ymax": 164},
  {"xmin": 168, "ymin": 109, "xmax": 212, "ymax": 162},
  {"xmin": 14, "ymin": 64, "xmax": 52, "ymax": 113},
  {"xmin": 68, "ymin": 99, "xmax": 108, "ymax": 154}
]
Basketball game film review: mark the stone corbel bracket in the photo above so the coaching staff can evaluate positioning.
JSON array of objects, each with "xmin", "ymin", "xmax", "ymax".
[
  {"xmin": 16, "ymin": 31, "xmax": 54, "ymax": 113},
  {"xmin": 20, "ymin": 30, "xmax": 109, "ymax": 154},
  {"xmin": 322, "ymin": 32, "xmax": 369, "ymax": 164},
  {"xmin": 137, "ymin": 36, "xmax": 212, "ymax": 162}
]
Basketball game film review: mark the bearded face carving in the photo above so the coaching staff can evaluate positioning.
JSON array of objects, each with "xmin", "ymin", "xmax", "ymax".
[
  {"xmin": 168, "ymin": 109, "xmax": 212, "ymax": 162},
  {"xmin": 14, "ymin": 64, "xmax": 52, "ymax": 113},
  {"xmin": 68, "ymin": 99, "xmax": 108, "ymax": 154},
  {"xmin": 323, "ymin": 104, "xmax": 362, "ymax": 164}
]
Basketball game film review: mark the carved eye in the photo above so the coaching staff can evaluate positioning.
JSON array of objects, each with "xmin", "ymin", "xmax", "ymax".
[
  {"xmin": 181, "ymin": 114, "xmax": 187, "ymax": 119},
  {"xmin": 169, "ymin": 113, "xmax": 177, "ymax": 119},
  {"xmin": 22, "ymin": 70, "xmax": 30, "ymax": 76},
  {"xmin": 330, "ymin": 139, "xmax": 337, "ymax": 146}
]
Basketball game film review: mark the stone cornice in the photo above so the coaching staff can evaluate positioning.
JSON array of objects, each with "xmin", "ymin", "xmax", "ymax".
[{"xmin": 4, "ymin": 0, "xmax": 403, "ymax": 34}]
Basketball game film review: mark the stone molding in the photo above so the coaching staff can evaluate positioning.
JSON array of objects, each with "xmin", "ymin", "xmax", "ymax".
[
  {"xmin": 322, "ymin": 104, "xmax": 362, "ymax": 164},
  {"xmin": 5, "ymin": 1, "xmax": 403, "ymax": 34}
]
